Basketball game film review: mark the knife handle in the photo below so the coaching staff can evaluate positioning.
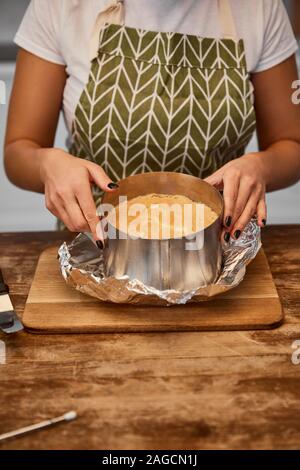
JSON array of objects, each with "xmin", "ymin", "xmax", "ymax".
[
  {"xmin": 0, "ymin": 312, "xmax": 14, "ymax": 329},
  {"xmin": 0, "ymin": 269, "xmax": 23, "ymax": 333}
]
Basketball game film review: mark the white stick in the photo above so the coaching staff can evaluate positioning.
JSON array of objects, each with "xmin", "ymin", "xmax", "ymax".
[{"xmin": 0, "ymin": 411, "xmax": 77, "ymax": 442}]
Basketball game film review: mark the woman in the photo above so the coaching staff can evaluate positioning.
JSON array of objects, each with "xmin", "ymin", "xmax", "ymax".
[{"xmin": 4, "ymin": 0, "xmax": 300, "ymax": 243}]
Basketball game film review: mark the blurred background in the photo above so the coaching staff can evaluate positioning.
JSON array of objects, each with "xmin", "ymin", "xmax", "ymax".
[{"xmin": 0, "ymin": 0, "xmax": 299, "ymax": 231}]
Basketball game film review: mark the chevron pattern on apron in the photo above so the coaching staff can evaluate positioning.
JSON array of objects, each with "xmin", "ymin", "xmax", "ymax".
[
  {"xmin": 50, "ymin": 0, "xmax": 258, "ymax": 237},
  {"xmin": 70, "ymin": 22, "xmax": 256, "ymax": 208}
]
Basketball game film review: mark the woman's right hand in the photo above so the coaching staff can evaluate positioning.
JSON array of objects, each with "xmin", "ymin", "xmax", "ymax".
[{"xmin": 39, "ymin": 148, "xmax": 118, "ymax": 240}]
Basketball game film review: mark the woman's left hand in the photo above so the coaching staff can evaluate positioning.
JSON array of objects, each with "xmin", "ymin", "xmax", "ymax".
[{"xmin": 204, "ymin": 153, "xmax": 267, "ymax": 242}]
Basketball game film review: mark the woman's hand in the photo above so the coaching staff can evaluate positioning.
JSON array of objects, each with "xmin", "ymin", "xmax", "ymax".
[
  {"xmin": 204, "ymin": 153, "xmax": 267, "ymax": 242},
  {"xmin": 39, "ymin": 148, "xmax": 118, "ymax": 240}
]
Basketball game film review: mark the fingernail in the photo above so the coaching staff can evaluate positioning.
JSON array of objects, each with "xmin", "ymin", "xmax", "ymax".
[
  {"xmin": 107, "ymin": 182, "xmax": 119, "ymax": 189},
  {"xmin": 96, "ymin": 240, "xmax": 104, "ymax": 250},
  {"xmin": 225, "ymin": 216, "xmax": 232, "ymax": 228},
  {"xmin": 224, "ymin": 232, "xmax": 230, "ymax": 243},
  {"xmin": 234, "ymin": 230, "xmax": 241, "ymax": 240},
  {"xmin": 262, "ymin": 219, "xmax": 267, "ymax": 226}
]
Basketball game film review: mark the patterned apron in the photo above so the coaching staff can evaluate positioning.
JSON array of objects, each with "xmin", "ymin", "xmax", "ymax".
[{"xmin": 69, "ymin": 0, "xmax": 256, "ymax": 209}]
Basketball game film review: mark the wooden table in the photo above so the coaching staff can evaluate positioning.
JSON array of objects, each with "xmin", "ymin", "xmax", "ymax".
[{"xmin": 0, "ymin": 227, "xmax": 299, "ymax": 450}]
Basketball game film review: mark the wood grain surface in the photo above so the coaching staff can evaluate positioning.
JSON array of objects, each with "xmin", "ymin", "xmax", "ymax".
[
  {"xmin": 22, "ymin": 246, "xmax": 283, "ymax": 333},
  {"xmin": 0, "ymin": 227, "xmax": 300, "ymax": 450}
]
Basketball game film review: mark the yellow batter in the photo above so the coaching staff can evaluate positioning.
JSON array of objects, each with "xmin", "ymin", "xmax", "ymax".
[{"xmin": 107, "ymin": 194, "xmax": 218, "ymax": 239}]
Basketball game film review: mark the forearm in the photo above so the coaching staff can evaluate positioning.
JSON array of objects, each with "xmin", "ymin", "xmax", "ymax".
[
  {"xmin": 4, "ymin": 139, "xmax": 48, "ymax": 193},
  {"xmin": 254, "ymin": 140, "xmax": 300, "ymax": 191}
]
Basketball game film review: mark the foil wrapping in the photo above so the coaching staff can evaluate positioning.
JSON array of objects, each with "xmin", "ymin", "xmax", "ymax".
[{"xmin": 58, "ymin": 220, "xmax": 261, "ymax": 306}]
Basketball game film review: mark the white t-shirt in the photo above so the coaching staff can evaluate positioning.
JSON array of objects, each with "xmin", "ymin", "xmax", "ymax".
[{"xmin": 14, "ymin": 0, "xmax": 298, "ymax": 134}]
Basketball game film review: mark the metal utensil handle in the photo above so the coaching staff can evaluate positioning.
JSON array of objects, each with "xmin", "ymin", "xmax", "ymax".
[
  {"xmin": 0, "ymin": 268, "xmax": 24, "ymax": 333},
  {"xmin": 0, "ymin": 411, "xmax": 77, "ymax": 442}
]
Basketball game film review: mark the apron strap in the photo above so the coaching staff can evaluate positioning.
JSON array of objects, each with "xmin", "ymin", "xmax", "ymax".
[
  {"xmin": 89, "ymin": 0, "xmax": 238, "ymax": 61},
  {"xmin": 218, "ymin": 0, "xmax": 238, "ymax": 40},
  {"xmin": 89, "ymin": 0, "xmax": 124, "ymax": 61}
]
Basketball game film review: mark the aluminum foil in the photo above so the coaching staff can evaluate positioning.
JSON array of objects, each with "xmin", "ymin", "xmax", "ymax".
[{"xmin": 58, "ymin": 220, "xmax": 261, "ymax": 306}]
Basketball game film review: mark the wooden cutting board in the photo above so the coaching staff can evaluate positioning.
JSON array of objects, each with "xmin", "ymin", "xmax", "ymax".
[{"xmin": 23, "ymin": 246, "xmax": 283, "ymax": 334}]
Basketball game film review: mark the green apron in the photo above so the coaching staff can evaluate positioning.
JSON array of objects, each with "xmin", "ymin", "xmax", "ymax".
[{"xmin": 68, "ymin": 0, "xmax": 256, "ymax": 210}]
